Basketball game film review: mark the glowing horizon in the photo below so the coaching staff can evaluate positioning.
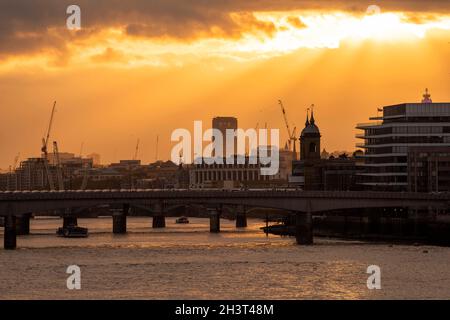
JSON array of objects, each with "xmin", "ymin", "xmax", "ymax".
[{"xmin": 0, "ymin": 2, "xmax": 449, "ymax": 169}]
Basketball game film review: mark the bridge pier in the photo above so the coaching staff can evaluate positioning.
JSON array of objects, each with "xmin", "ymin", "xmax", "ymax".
[
  {"xmin": 408, "ymin": 207, "xmax": 432, "ymax": 236},
  {"xmin": 152, "ymin": 215, "xmax": 166, "ymax": 228},
  {"xmin": 236, "ymin": 213, "xmax": 247, "ymax": 228},
  {"xmin": 113, "ymin": 204, "xmax": 128, "ymax": 234},
  {"xmin": 63, "ymin": 216, "xmax": 78, "ymax": 228},
  {"xmin": 113, "ymin": 214, "xmax": 127, "ymax": 233},
  {"xmin": 236, "ymin": 205, "xmax": 247, "ymax": 228},
  {"xmin": 4, "ymin": 215, "xmax": 17, "ymax": 250},
  {"xmin": 210, "ymin": 208, "xmax": 221, "ymax": 233},
  {"xmin": 16, "ymin": 213, "xmax": 31, "ymax": 235},
  {"xmin": 295, "ymin": 212, "xmax": 313, "ymax": 245},
  {"xmin": 152, "ymin": 202, "xmax": 166, "ymax": 228},
  {"xmin": 368, "ymin": 209, "xmax": 381, "ymax": 234}
]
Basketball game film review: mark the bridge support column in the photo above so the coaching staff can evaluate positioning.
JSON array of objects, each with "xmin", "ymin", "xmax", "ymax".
[
  {"xmin": 210, "ymin": 209, "xmax": 221, "ymax": 233},
  {"xmin": 236, "ymin": 205, "xmax": 247, "ymax": 228},
  {"xmin": 16, "ymin": 213, "xmax": 31, "ymax": 235},
  {"xmin": 152, "ymin": 215, "xmax": 166, "ymax": 228},
  {"xmin": 368, "ymin": 209, "xmax": 381, "ymax": 234},
  {"xmin": 407, "ymin": 208, "xmax": 419, "ymax": 236},
  {"xmin": 4, "ymin": 215, "xmax": 17, "ymax": 250},
  {"xmin": 63, "ymin": 216, "xmax": 78, "ymax": 228},
  {"xmin": 295, "ymin": 211, "xmax": 313, "ymax": 245},
  {"xmin": 113, "ymin": 204, "xmax": 128, "ymax": 234},
  {"xmin": 152, "ymin": 202, "xmax": 165, "ymax": 228}
]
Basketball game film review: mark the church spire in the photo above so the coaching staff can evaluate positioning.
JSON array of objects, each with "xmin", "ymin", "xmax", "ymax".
[
  {"xmin": 305, "ymin": 108, "xmax": 310, "ymax": 126},
  {"xmin": 310, "ymin": 104, "xmax": 315, "ymax": 125}
]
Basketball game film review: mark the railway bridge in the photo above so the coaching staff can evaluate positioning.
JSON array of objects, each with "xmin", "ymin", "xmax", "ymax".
[{"xmin": 1, "ymin": 189, "xmax": 449, "ymax": 249}]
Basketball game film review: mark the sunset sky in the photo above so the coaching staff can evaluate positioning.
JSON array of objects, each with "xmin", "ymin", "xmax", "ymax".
[{"xmin": 0, "ymin": 0, "xmax": 449, "ymax": 169}]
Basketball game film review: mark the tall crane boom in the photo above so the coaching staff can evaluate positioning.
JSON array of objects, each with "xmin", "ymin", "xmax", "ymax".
[
  {"xmin": 133, "ymin": 138, "xmax": 140, "ymax": 160},
  {"xmin": 291, "ymin": 126, "xmax": 297, "ymax": 160},
  {"xmin": 278, "ymin": 99, "xmax": 297, "ymax": 153},
  {"xmin": 80, "ymin": 163, "xmax": 89, "ymax": 190},
  {"xmin": 79, "ymin": 141, "xmax": 84, "ymax": 158},
  {"xmin": 53, "ymin": 141, "xmax": 64, "ymax": 191},
  {"xmin": 41, "ymin": 101, "xmax": 57, "ymax": 190},
  {"xmin": 278, "ymin": 100, "xmax": 292, "ymax": 139},
  {"xmin": 42, "ymin": 101, "xmax": 56, "ymax": 156},
  {"xmin": 12, "ymin": 152, "xmax": 20, "ymax": 171},
  {"xmin": 155, "ymin": 135, "xmax": 159, "ymax": 162}
]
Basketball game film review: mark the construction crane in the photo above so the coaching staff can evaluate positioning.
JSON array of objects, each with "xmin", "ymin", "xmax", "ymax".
[
  {"xmin": 278, "ymin": 100, "xmax": 298, "ymax": 157},
  {"xmin": 12, "ymin": 152, "xmax": 20, "ymax": 171},
  {"xmin": 155, "ymin": 135, "xmax": 159, "ymax": 162},
  {"xmin": 291, "ymin": 126, "xmax": 297, "ymax": 159},
  {"xmin": 53, "ymin": 141, "xmax": 64, "ymax": 191},
  {"xmin": 179, "ymin": 149, "xmax": 183, "ymax": 165},
  {"xmin": 133, "ymin": 138, "xmax": 140, "ymax": 160},
  {"xmin": 80, "ymin": 163, "xmax": 89, "ymax": 190},
  {"xmin": 41, "ymin": 101, "xmax": 56, "ymax": 190},
  {"xmin": 79, "ymin": 141, "xmax": 84, "ymax": 158},
  {"xmin": 8, "ymin": 152, "xmax": 21, "ymax": 177},
  {"xmin": 75, "ymin": 141, "xmax": 90, "ymax": 190}
]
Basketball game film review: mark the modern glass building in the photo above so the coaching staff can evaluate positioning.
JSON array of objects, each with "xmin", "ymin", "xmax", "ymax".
[{"xmin": 356, "ymin": 90, "xmax": 450, "ymax": 191}]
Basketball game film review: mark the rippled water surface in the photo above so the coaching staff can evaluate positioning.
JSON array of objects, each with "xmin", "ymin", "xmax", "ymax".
[{"xmin": 1, "ymin": 217, "xmax": 449, "ymax": 299}]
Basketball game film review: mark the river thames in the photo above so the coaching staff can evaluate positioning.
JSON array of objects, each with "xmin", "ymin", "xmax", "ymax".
[{"xmin": 1, "ymin": 217, "xmax": 449, "ymax": 299}]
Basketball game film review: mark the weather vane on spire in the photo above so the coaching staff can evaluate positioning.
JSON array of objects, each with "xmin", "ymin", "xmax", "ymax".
[
  {"xmin": 422, "ymin": 88, "xmax": 432, "ymax": 103},
  {"xmin": 305, "ymin": 107, "xmax": 310, "ymax": 126}
]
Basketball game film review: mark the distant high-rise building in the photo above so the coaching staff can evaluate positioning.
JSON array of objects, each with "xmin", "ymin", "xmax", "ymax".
[
  {"xmin": 356, "ymin": 89, "xmax": 450, "ymax": 191},
  {"xmin": 46, "ymin": 152, "xmax": 75, "ymax": 165},
  {"xmin": 87, "ymin": 153, "xmax": 101, "ymax": 166},
  {"xmin": 212, "ymin": 117, "xmax": 238, "ymax": 156},
  {"xmin": 109, "ymin": 160, "xmax": 141, "ymax": 170},
  {"xmin": 0, "ymin": 158, "xmax": 51, "ymax": 190}
]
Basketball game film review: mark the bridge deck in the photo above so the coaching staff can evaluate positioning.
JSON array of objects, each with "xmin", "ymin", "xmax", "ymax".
[{"xmin": 0, "ymin": 190, "xmax": 449, "ymax": 217}]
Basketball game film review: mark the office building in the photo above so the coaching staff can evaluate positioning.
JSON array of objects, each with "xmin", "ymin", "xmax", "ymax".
[
  {"xmin": 407, "ymin": 146, "xmax": 450, "ymax": 192},
  {"xmin": 212, "ymin": 117, "xmax": 238, "ymax": 156},
  {"xmin": 356, "ymin": 89, "xmax": 450, "ymax": 191}
]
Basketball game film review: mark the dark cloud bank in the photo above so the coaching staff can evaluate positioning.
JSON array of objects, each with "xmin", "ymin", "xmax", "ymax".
[{"xmin": 0, "ymin": 0, "xmax": 448, "ymax": 57}]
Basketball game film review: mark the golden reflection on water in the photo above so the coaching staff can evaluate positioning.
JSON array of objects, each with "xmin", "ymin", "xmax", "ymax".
[{"xmin": 1, "ymin": 217, "xmax": 449, "ymax": 299}]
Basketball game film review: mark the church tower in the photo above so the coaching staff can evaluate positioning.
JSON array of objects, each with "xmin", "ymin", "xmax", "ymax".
[{"xmin": 300, "ymin": 107, "xmax": 321, "ymax": 160}]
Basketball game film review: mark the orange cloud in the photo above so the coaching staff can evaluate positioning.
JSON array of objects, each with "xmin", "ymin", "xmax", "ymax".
[
  {"xmin": 0, "ymin": 0, "xmax": 449, "ymax": 59},
  {"xmin": 90, "ymin": 47, "xmax": 128, "ymax": 64},
  {"xmin": 287, "ymin": 16, "xmax": 307, "ymax": 29}
]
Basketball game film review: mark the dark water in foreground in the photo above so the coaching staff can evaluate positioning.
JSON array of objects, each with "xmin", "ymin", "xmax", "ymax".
[{"xmin": 0, "ymin": 217, "xmax": 449, "ymax": 299}]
